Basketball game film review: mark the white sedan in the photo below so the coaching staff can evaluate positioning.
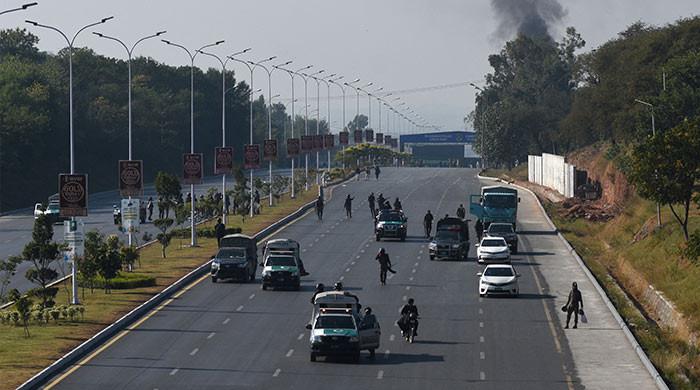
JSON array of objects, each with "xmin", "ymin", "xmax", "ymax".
[
  {"xmin": 476, "ymin": 237, "xmax": 511, "ymax": 263},
  {"xmin": 478, "ymin": 264, "xmax": 520, "ymax": 297}
]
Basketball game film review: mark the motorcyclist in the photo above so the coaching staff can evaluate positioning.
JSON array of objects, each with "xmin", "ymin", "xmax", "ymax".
[
  {"xmin": 456, "ymin": 204, "xmax": 466, "ymax": 219},
  {"xmin": 399, "ymin": 298, "xmax": 419, "ymax": 336},
  {"xmin": 423, "ymin": 210, "xmax": 434, "ymax": 238},
  {"xmin": 393, "ymin": 197, "xmax": 402, "ymax": 211}
]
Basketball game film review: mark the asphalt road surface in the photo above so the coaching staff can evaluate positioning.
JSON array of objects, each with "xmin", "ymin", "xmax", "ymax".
[
  {"xmin": 47, "ymin": 167, "xmax": 580, "ymax": 390},
  {"xmin": 1, "ymin": 169, "xmax": 291, "ymax": 294}
]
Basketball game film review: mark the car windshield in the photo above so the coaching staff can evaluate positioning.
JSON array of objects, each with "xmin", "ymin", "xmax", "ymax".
[
  {"xmin": 489, "ymin": 224, "xmax": 514, "ymax": 233},
  {"xmin": 216, "ymin": 248, "xmax": 246, "ymax": 259},
  {"xmin": 379, "ymin": 213, "xmax": 403, "ymax": 222},
  {"xmin": 484, "ymin": 267, "xmax": 514, "ymax": 277},
  {"xmin": 484, "ymin": 194, "xmax": 517, "ymax": 208},
  {"xmin": 481, "ymin": 239, "xmax": 505, "ymax": 247},
  {"xmin": 315, "ymin": 315, "xmax": 355, "ymax": 329},
  {"xmin": 436, "ymin": 230, "xmax": 459, "ymax": 241},
  {"xmin": 266, "ymin": 256, "xmax": 296, "ymax": 267}
]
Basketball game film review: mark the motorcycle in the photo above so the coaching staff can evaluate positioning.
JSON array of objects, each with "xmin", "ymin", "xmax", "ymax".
[{"xmin": 401, "ymin": 313, "xmax": 419, "ymax": 343}]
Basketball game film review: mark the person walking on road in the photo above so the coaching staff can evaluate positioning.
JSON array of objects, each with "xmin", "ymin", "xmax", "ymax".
[
  {"xmin": 564, "ymin": 282, "xmax": 584, "ymax": 329},
  {"xmin": 456, "ymin": 204, "xmax": 466, "ymax": 219},
  {"xmin": 147, "ymin": 197, "xmax": 154, "ymax": 221},
  {"xmin": 315, "ymin": 196, "xmax": 324, "ymax": 221},
  {"xmin": 374, "ymin": 165, "xmax": 381, "ymax": 180},
  {"xmin": 344, "ymin": 195, "xmax": 354, "ymax": 218},
  {"xmin": 423, "ymin": 210, "xmax": 434, "ymax": 238},
  {"xmin": 157, "ymin": 197, "xmax": 165, "ymax": 219},
  {"xmin": 475, "ymin": 219, "xmax": 484, "ymax": 241},
  {"xmin": 214, "ymin": 218, "xmax": 226, "ymax": 247},
  {"xmin": 376, "ymin": 248, "xmax": 395, "ymax": 285},
  {"xmin": 355, "ymin": 166, "xmax": 361, "ymax": 181},
  {"xmin": 368, "ymin": 192, "xmax": 376, "ymax": 219}
]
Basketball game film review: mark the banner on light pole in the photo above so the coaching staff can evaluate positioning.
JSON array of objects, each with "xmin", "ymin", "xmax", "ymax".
[
  {"xmin": 244, "ymin": 144, "xmax": 261, "ymax": 169},
  {"xmin": 59, "ymin": 174, "xmax": 88, "ymax": 217},
  {"xmin": 183, "ymin": 153, "xmax": 204, "ymax": 184},
  {"xmin": 214, "ymin": 147, "xmax": 233, "ymax": 175}
]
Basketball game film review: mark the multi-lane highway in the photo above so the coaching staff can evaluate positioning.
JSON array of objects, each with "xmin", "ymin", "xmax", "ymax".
[
  {"xmin": 0, "ymin": 169, "xmax": 290, "ymax": 294},
  {"xmin": 42, "ymin": 167, "xmax": 657, "ymax": 389}
]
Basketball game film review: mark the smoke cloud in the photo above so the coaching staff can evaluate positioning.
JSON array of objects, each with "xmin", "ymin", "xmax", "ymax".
[{"xmin": 491, "ymin": 0, "xmax": 567, "ymax": 41}]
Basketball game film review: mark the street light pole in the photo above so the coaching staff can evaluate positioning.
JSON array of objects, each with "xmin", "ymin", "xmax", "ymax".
[
  {"xmin": 197, "ymin": 48, "xmax": 250, "ymax": 224},
  {"xmin": 1, "ymin": 2, "xmax": 37, "ymax": 16},
  {"xmin": 329, "ymin": 77, "xmax": 346, "ymax": 169},
  {"xmin": 321, "ymin": 74, "xmax": 336, "ymax": 170},
  {"xmin": 470, "ymin": 83, "xmax": 487, "ymax": 169},
  {"xmin": 277, "ymin": 63, "xmax": 310, "ymax": 199},
  {"xmin": 249, "ymin": 57, "xmax": 277, "ymax": 207},
  {"xmin": 27, "ymin": 15, "xmax": 114, "ymax": 306},
  {"xmin": 162, "ymin": 39, "xmax": 224, "ymax": 245},
  {"xmin": 635, "ymin": 98, "xmax": 660, "ymax": 227},
  {"xmin": 307, "ymin": 70, "xmax": 325, "ymax": 184},
  {"xmin": 94, "ymin": 29, "xmax": 165, "ymax": 246}
]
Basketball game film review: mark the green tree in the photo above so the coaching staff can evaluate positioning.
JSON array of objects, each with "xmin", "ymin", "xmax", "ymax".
[
  {"xmin": 9, "ymin": 289, "xmax": 32, "ymax": 337},
  {"xmin": 82, "ymin": 231, "xmax": 102, "ymax": 294},
  {"xmin": 628, "ymin": 118, "xmax": 700, "ymax": 241},
  {"xmin": 154, "ymin": 218, "xmax": 174, "ymax": 258},
  {"xmin": 17, "ymin": 214, "xmax": 62, "ymax": 308},
  {"xmin": 154, "ymin": 171, "xmax": 181, "ymax": 204},
  {"xmin": 347, "ymin": 114, "xmax": 368, "ymax": 131},
  {"xmin": 0, "ymin": 257, "xmax": 21, "ymax": 303},
  {"xmin": 99, "ymin": 236, "xmax": 123, "ymax": 293}
]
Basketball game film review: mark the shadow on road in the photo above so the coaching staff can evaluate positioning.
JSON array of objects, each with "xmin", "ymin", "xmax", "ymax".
[
  {"xmin": 517, "ymin": 230, "xmax": 558, "ymax": 236},
  {"xmin": 516, "ymin": 251, "xmax": 555, "ymax": 256},
  {"xmin": 411, "ymin": 339, "xmax": 472, "ymax": 346},
  {"xmin": 381, "ymin": 352, "xmax": 445, "ymax": 365}
]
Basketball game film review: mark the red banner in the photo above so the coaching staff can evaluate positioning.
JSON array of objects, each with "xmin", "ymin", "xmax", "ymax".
[
  {"xmin": 339, "ymin": 132, "xmax": 349, "ymax": 145},
  {"xmin": 375, "ymin": 133, "xmax": 384, "ymax": 145},
  {"xmin": 323, "ymin": 134, "xmax": 334, "ymax": 149},
  {"xmin": 59, "ymin": 173, "xmax": 88, "ymax": 217},
  {"xmin": 301, "ymin": 135, "xmax": 313, "ymax": 152},
  {"xmin": 313, "ymin": 135, "xmax": 324, "ymax": 150},
  {"xmin": 183, "ymin": 153, "xmax": 203, "ymax": 185},
  {"xmin": 244, "ymin": 144, "xmax": 260, "ymax": 169},
  {"xmin": 354, "ymin": 130, "xmax": 363, "ymax": 144},
  {"xmin": 214, "ymin": 147, "xmax": 233, "ymax": 175},
  {"xmin": 365, "ymin": 129, "xmax": 374, "ymax": 142},
  {"xmin": 118, "ymin": 160, "xmax": 143, "ymax": 197},
  {"xmin": 287, "ymin": 138, "xmax": 300, "ymax": 157},
  {"xmin": 263, "ymin": 139, "xmax": 278, "ymax": 161}
]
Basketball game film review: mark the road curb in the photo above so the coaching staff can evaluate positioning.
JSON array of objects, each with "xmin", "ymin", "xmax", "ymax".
[
  {"xmin": 477, "ymin": 173, "xmax": 668, "ymax": 390},
  {"xmin": 15, "ymin": 174, "xmax": 354, "ymax": 390}
]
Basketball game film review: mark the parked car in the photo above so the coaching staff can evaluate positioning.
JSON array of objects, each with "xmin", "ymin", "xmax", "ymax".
[
  {"xmin": 485, "ymin": 222, "xmax": 518, "ymax": 253},
  {"xmin": 476, "ymin": 237, "xmax": 510, "ymax": 264},
  {"xmin": 477, "ymin": 264, "xmax": 520, "ymax": 297}
]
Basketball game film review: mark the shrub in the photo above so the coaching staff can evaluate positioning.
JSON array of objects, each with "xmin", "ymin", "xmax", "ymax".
[
  {"xmin": 80, "ymin": 273, "xmax": 156, "ymax": 290},
  {"xmin": 683, "ymin": 230, "xmax": 700, "ymax": 265}
]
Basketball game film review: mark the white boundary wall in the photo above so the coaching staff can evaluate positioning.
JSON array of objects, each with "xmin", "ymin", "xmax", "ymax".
[{"xmin": 528, "ymin": 153, "xmax": 574, "ymax": 197}]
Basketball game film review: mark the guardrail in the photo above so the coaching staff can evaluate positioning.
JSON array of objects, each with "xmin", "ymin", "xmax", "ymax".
[{"xmin": 16, "ymin": 173, "xmax": 352, "ymax": 390}]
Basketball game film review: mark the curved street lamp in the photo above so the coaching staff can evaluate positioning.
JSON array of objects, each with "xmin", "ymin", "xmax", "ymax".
[
  {"xmin": 1, "ymin": 2, "xmax": 37, "ymax": 16},
  {"xmin": 249, "ymin": 56, "xmax": 278, "ymax": 206}
]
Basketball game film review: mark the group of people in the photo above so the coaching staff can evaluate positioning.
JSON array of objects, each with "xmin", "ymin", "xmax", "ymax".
[
  {"xmin": 367, "ymin": 192, "xmax": 402, "ymax": 219},
  {"xmin": 420, "ymin": 204, "xmax": 467, "ymax": 238},
  {"xmin": 355, "ymin": 165, "xmax": 381, "ymax": 181}
]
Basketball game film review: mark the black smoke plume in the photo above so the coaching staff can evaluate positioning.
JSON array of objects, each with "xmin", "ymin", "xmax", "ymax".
[{"xmin": 491, "ymin": 0, "xmax": 567, "ymax": 41}]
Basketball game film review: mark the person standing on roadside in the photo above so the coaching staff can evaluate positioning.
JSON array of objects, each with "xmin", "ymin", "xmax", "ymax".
[
  {"xmin": 374, "ymin": 165, "xmax": 381, "ymax": 180},
  {"xmin": 475, "ymin": 219, "xmax": 484, "ymax": 241},
  {"xmin": 456, "ymin": 204, "xmax": 466, "ymax": 219},
  {"xmin": 564, "ymin": 282, "xmax": 584, "ymax": 329},
  {"xmin": 147, "ymin": 197, "xmax": 154, "ymax": 221},
  {"xmin": 423, "ymin": 210, "xmax": 434, "ymax": 238},
  {"xmin": 376, "ymin": 248, "xmax": 394, "ymax": 285},
  {"xmin": 215, "ymin": 218, "xmax": 226, "ymax": 247},
  {"xmin": 315, "ymin": 195, "xmax": 324, "ymax": 221},
  {"xmin": 368, "ymin": 192, "xmax": 376, "ymax": 219},
  {"xmin": 344, "ymin": 195, "xmax": 354, "ymax": 218},
  {"xmin": 157, "ymin": 197, "xmax": 165, "ymax": 219}
]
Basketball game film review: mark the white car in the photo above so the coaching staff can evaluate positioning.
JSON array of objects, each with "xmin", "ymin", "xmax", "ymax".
[
  {"xmin": 476, "ymin": 237, "xmax": 511, "ymax": 263},
  {"xmin": 478, "ymin": 264, "xmax": 520, "ymax": 297}
]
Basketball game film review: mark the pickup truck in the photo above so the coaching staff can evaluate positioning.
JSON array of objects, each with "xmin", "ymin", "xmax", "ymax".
[{"xmin": 34, "ymin": 200, "xmax": 68, "ymax": 224}]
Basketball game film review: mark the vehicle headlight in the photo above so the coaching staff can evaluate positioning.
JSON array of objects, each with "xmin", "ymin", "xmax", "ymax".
[
  {"xmin": 348, "ymin": 336, "xmax": 359, "ymax": 343},
  {"xmin": 400, "ymin": 224, "xmax": 406, "ymax": 229},
  {"xmin": 312, "ymin": 335, "xmax": 322, "ymax": 343},
  {"xmin": 428, "ymin": 242, "xmax": 437, "ymax": 249},
  {"xmin": 262, "ymin": 270, "xmax": 271, "ymax": 277},
  {"xmin": 211, "ymin": 262, "xmax": 220, "ymax": 269},
  {"xmin": 452, "ymin": 244, "xmax": 460, "ymax": 249}
]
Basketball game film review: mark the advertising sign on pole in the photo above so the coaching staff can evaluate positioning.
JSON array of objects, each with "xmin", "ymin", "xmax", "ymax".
[
  {"xmin": 63, "ymin": 219, "xmax": 85, "ymax": 261},
  {"xmin": 376, "ymin": 133, "xmax": 384, "ymax": 145},
  {"xmin": 313, "ymin": 135, "xmax": 324, "ymax": 150},
  {"xmin": 59, "ymin": 174, "xmax": 88, "ymax": 217},
  {"xmin": 183, "ymin": 153, "xmax": 203, "ymax": 184},
  {"xmin": 287, "ymin": 138, "xmax": 300, "ymax": 157},
  {"xmin": 354, "ymin": 130, "xmax": 363, "ymax": 144},
  {"xmin": 214, "ymin": 147, "xmax": 233, "ymax": 175},
  {"xmin": 120, "ymin": 198, "xmax": 140, "ymax": 232},
  {"xmin": 323, "ymin": 134, "xmax": 334, "ymax": 149},
  {"xmin": 301, "ymin": 135, "xmax": 314, "ymax": 152},
  {"xmin": 118, "ymin": 160, "xmax": 143, "ymax": 197},
  {"xmin": 365, "ymin": 129, "xmax": 374, "ymax": 143},
  {"xmin": 263, "ymin": 139, "xmax": 278, "ymax": 161},
  {"xmin": 244, "ymin": 144, "xmax": 261, "ymax": 169},
  {"xmin": 339, "ymin": 131, "xmax": 349, "ymax": 145}
]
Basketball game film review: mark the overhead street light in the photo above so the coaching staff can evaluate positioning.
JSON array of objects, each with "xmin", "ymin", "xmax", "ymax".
[
  {"xmin": 162, "ymin": 38, "xmax": 224, "ymax": 244},
  {"xmin": 274, "ymin": 61, "xmax": 304, "ymax": 199},
  {"xmin": 249, "ymin": 56, "xmax": 278, "ymax": 206},
  {"xmin": 26, "ymin": 15, "xmax": 114, "ymax": 306},
  {"xmin": 1, "ymin": 2, "xmax": 37, "ymax": 15},
  {"xmin": 635, "ymin": 98, "xmax": 660, "ymax": 227},
  {"xmin": 329, "ymin": 76, "xmax": 347, "ymax": 169}
]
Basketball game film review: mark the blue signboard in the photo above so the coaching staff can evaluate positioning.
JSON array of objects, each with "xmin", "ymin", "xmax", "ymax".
[{"xmin": 400, "ymin": 131, "xmax": 475, "ymax": 144}]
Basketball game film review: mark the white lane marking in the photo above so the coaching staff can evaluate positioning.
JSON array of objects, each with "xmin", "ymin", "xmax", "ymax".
[
  {"xmin": 351, "ymin": 261, "xmax": 356, "ymax": 265},
  {"xmin": 190, "ymin": 348, "xmax": 199, "ymax": 356},
  {"xmin": 419, "ymin": 250, "xmax": 424, "ymax": 254},
  {"xmin": 360, "ymin": 249, "xmax": 365, "ymax": 253},
  {"xmin": 409, "ymin": 276, "xmax": 414, "ymax": 281},
  {"xmin": 298, "ymin": 333, "xmax": 305, "ymax": 340},
  {"xmin": 286, "ymin": 349, "xmax": 294, "ymax": 357},
  {"xmin": 478, "ymin": 308, "xmax": 483, "ymax": 315},
  {"xmin": 414, "ymin": 262, "xmax": 419, "ymax": 266},
  {"xmin": 377, "ymin": 370, "xmax": 384, "ymax": 379},
  {"xmin": 389, "ymin": 334, "xmax": 395, "ymax": 341},
  {"xmin": 365, "ymin": 243, "xmax": 370, "ymax": 247},
  {"xmin": 356, "ymin": 255, "xmax": 361, "ymax": 259},
  {"xmin": 480, "ymin": 351, "xmax": 485, "ymax": 360},
  {"xmin": 402, "ymin": 295, "xmax": 407, "ymax": 301},
  {"xmin": 309, "ymin": 243, "xmax": 313, "ymax": 247},
  {"xmin": 169, "ymin": 368, "xmax": 179, "ymax": 376},
  {"xmin": 320, "ymin": 234, "xmax": 325, "ymax": 237},
  {"xmin": 345, "ymin": 268, "xmax": 351, "ymax": 272},
  {"xmin": 302, "ymin": 248, "xmax": 307, "ymax": 252},
  {"xmin": 339, "ymin": 276, "xmax": 345, "ymax": 281},
  {"xmin": 411, "ymin": 269, "xmax": 416, "ymax": 274},
  {"xmin": 236, "ymin": 305, "xmax": 244, "ymax": 312},
  {"xmin": 480, "ymin": 371, "xmax": 486, "ymax": 380},
  {"xmin": 314, "ymin": 238, "xmax": 319, "ymax": 242},
  {"xmin": 273, "ymin": 368, "xmax": 281, "ymax": 377},
  {"xmin": 480, "ymin": 336, "xmax": 485, "ymax": 343},
  {"xmin": 405, "ymin": 286, "xmax": 411, "ymax": 291},
  {"xmin": 479, "ymin": 322, "xmax": 484, "ymax": 328},
  {"xmin": 479, "ymin": 297, "xmax": 483, "ymax": 303},
  {"xmin": 207, "ymin": 332, "xmax": 216, "ymax": 340},
  {"xmin": 384, "ymin": 349, "xmax": 390, "ymax": 359},
  {"xmin": 222, "ymin": 318, "xmax": 231, "ymax": 325},
  {"xmin": 249, "ymin": 294, "xmax": 256, "ymax": 300}
]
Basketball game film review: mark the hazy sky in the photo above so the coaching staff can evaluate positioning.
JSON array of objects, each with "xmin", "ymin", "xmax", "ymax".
[{"xmin": 3, "ymin": 0, "xmax": 699, "ymax": 133}]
